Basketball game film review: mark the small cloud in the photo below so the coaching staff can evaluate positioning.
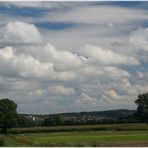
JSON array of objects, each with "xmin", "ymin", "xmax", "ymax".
[
  {"xmin": 48, "ymin": 85, "xmax": 75, "ymax": 96},
  {"xmin": 107, "ymin": 22, "xmax": 113, "ymax": 27}
]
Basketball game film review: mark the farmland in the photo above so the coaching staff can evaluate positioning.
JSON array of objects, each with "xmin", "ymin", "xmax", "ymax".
[
  {"xmin": 9, "ymin": 123, "xmax": 148, "ymax": 134},
  {"xmin": 1, "ymin": 123, "xmax": 148, "ymax": 146}
]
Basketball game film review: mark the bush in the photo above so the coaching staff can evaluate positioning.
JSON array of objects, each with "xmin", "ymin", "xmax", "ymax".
[{"xmin": 0, "ymin": 137, "xmax": 4, "ymax": 146}]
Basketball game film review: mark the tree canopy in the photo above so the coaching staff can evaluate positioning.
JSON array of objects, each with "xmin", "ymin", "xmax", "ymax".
[
  {"xmin": 0, "ymin": 98, "xmax": 18, "ymax": 133},
  {"xmin": 135, "ymin": 92, "xmax": 148, "ymax": 123}
]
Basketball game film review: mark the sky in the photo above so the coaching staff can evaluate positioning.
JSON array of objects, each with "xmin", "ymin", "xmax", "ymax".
[{"xmin": 0, "ymin": 1, "xmax": 148, "ymax": 114}]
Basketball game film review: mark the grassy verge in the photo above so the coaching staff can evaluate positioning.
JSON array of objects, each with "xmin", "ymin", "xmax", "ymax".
[{"xmin": 2, "ymin": 131, "xmax": 148, "ymax": 146}]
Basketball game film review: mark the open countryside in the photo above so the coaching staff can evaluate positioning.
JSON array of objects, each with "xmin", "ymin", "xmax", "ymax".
[
  {"xmin": 1, "ymin": 124, "xmax": 148, "ymax": 146},
  {"xmin": 0, "ymin": 1, "xmax": 148, "ymax": 147},
  {"xmin": 0, "ymin": 89, "xmax": 148, "ymax": 147}
]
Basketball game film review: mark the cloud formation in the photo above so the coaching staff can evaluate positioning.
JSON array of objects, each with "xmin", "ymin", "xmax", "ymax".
[
  {"xmin": 130, "ymin": 28, "xmax": 148, "ymax": 51},
  {"xmin": 2, "ymin": 21, "xmax": 42, "ymax": 44},
  {"xmin": 0, "ymin": 46, "xmax": 53, "ymax": 78},
  {"xmin": 78, "ymin": 44, "xmax": 139, "ymax": 65},
  {"xmin": 0, "ymin": 2, "xmax": 147, "ymax": 114},
  {"xmin": 44, "ymin": 5, "xmax": 148, "ymax": 25}
]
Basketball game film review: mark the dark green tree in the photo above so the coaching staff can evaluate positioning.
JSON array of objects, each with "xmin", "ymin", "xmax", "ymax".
[
  {"xmin": 17, "ymin": 115, "xmax": 38, "ymax": 127},
  {"xmin": 135, "ymin": 92, "xmax": 148, "ymax": 123},
  {"xmin": 42, "ymin": 115, "xmax": 64, "ymax": 126},
  {"xmin": 0, "ymin": 98, "xmax": 18, "ymax": 133}
]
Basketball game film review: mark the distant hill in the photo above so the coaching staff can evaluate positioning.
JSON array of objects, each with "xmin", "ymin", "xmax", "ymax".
[
  {"xmin": 21, "ymin": 109, "xmax": 136, "ymax": 119},
  {"xmin": 55, "ymin": 109, "xmax": 136, "ymax": 118},
  {"xmin": 18, "ymin": 109, "xmax": 136, "ymax": 127}
]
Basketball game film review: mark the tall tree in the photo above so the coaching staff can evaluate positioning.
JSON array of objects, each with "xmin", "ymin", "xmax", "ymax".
[
  {"xmin": 0, "ymin": 98, "xmax": 18, "ymax": 133},
  {"xmin": 135, "ymin": 92, "xmax": 148, "ymax": 123}
]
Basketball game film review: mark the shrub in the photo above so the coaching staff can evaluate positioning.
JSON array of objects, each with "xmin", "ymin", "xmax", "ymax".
[{"xmin": 0, "ymin": 137, "xmax": 4, "ymax": 146}]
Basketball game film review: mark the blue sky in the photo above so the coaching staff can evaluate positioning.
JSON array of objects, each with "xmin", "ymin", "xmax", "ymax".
[{"xmin": 0, "ymin": 1, "xmax": 147, "ymax": 114}]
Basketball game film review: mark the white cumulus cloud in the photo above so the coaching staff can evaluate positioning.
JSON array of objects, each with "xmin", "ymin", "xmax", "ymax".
[
  {"xmin": 0, "ymin": 46, "xmax": 53, "ymax": 78},
  {"xmin": 78, "ymin": 44, "xmax": 139, "ymax": 65},
  {"xmin": 48, "ymin": 85, "xmax": 75, "ymax": 96},
  {"xmin": 41, "ymin": 43, "xmax": 83, "ymax": 71},
  {"xmin": 130, "ymin": 28, "xmax": 148, "ymax": 51},
  {"xmin": 3, "ymin": 21, "xmax": 42, "ymax": 44}
]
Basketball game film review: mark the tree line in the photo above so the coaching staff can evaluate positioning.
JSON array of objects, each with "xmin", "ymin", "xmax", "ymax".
[{"xmin": 0, "ymin": 92, "xmax": 148, "ymax": 133}]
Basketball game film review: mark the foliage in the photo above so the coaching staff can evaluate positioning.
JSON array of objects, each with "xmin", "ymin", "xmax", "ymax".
[
  {"xmin": 17, "ymin": 115, "xmax": 37, "ymax": 127},
  {"xmin": 0, "ymin": 98, "xmax": 18, "ymax": 133},
  {"xmin": 117, "ymin": 115, "xmax": 139, "ymax": 124},
  {"xmin": 42, "ymin": 115, "xmax": 64, "ymax": 126},
  {"xmin": 16, "ymin": 109, "xmax": 136, "ymax": 127},
  {"xmin": 135, "ymin": 92, "xmax": 148, "ymax": 123},
  {"xmin": 0, "ymin": 137, "xmax": 4, "ymax": 146}
]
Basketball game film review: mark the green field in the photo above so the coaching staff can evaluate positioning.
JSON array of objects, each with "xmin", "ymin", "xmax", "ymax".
[
  {"xmin": 10, "ymin": 123, "xmax": 148, "ymax": 134},
  {"xmin": 1, "ymin": 123, "xmax": 148, "ymax": 146}
]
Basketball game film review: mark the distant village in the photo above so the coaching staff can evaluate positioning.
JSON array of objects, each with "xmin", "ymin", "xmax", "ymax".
[{"xmin": 20, "ymin": 109, "xmax": 135, "ymax": 127}]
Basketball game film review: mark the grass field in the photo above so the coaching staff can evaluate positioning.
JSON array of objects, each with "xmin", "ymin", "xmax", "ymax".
[
  {"xmin": 10, "ymin": 123, "xmax": 148, "ymax": 134},
  {"xmin": 1, "ymin": 123, "xmax": 148, "ymax": 146}
]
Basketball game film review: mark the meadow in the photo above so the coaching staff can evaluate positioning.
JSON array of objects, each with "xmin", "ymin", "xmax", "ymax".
[{"xmin": 1, "ymin": 123, "xmax": 148, "ymax": 146}]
